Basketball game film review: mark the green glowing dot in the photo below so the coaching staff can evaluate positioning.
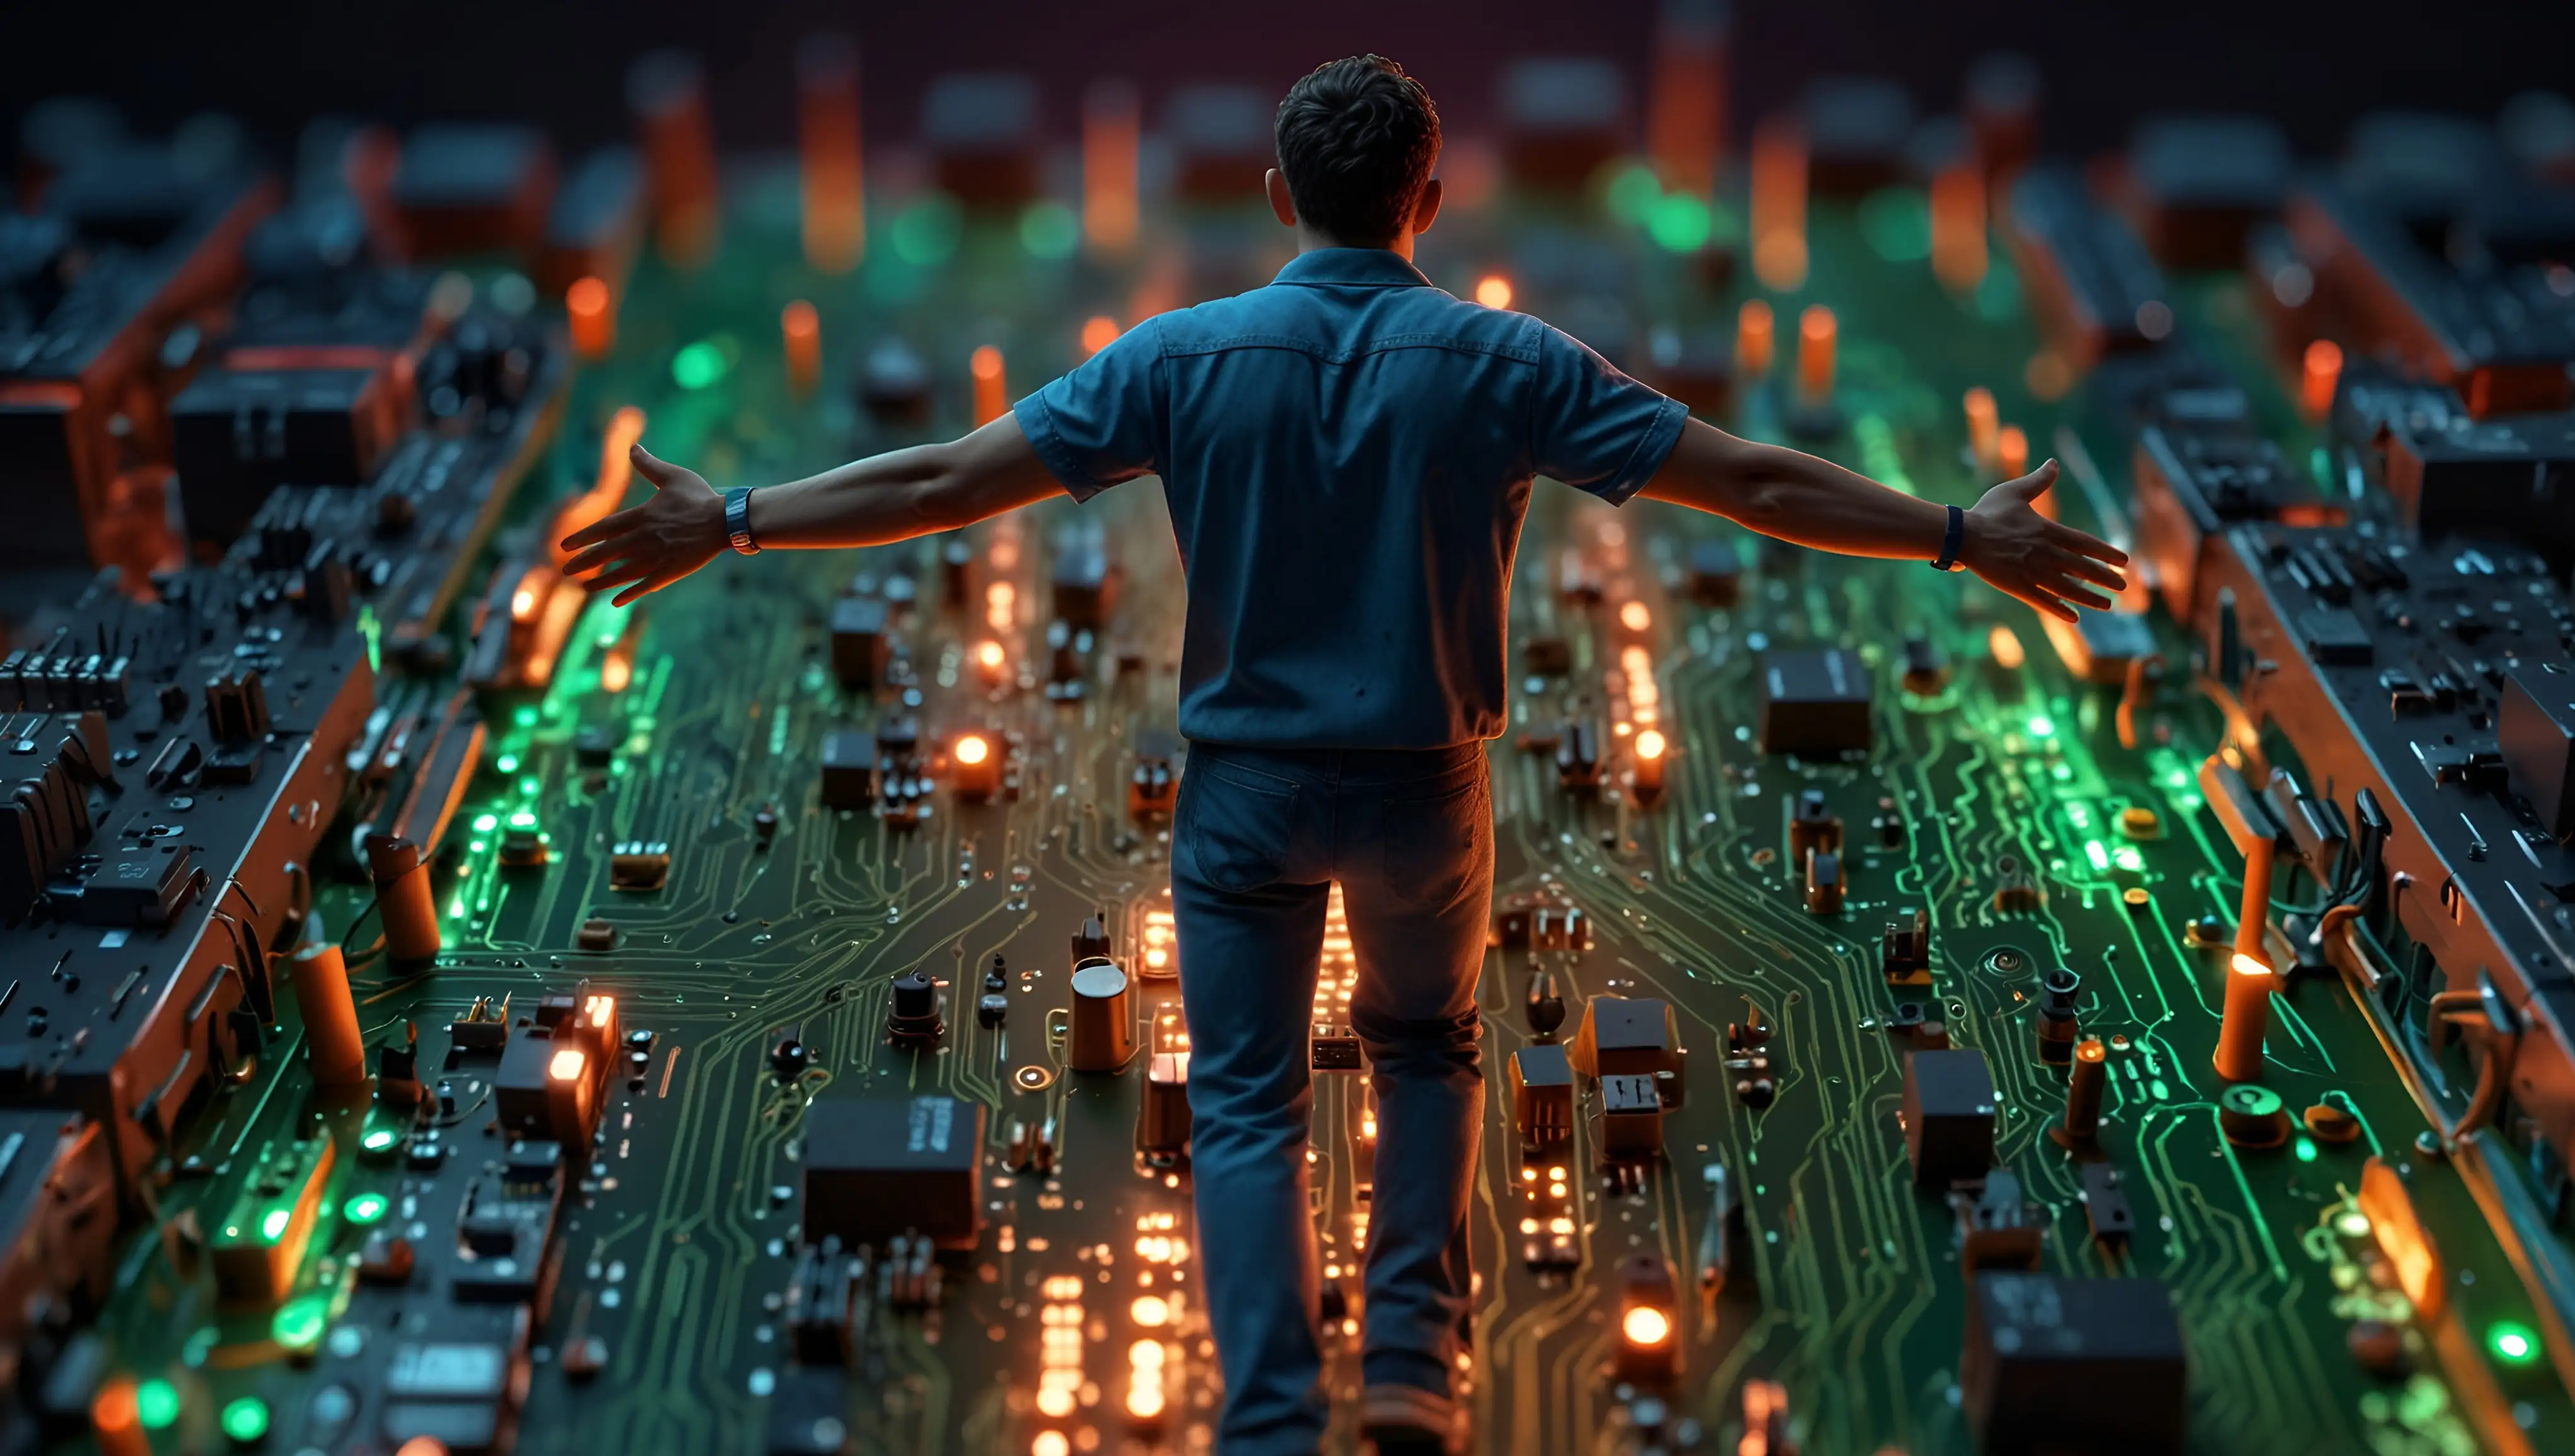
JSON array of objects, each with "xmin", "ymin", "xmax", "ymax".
[
  {"xmin": 512, "ymin": 706, "xmax": 538, "ymax": 728},
  {"xmin": 136, "ymin": 1378, "xmax": 181, "ymax": 1430},
  {"xmin": 1646, "ymin": 192, "xmax": 1714, "ymax": 253},
  {"xmin": 1857, "ymin": 186, "xmax": 1932, "ymax": 263},
  {"xmin": 1605, "ymin": 163, "xmax": 1661, "ymax": 226},
  {"xmin": 2336, "ymin": 1210, "xmax": 2372, "ymax": 1238},
  {"xmin": 2489, "ymin": 1320, "xmax": 2540, "ymax": 1366},
  {"xmin": 889, "ymin": 197, "xmax": 963, "ymax": 267},
  {"xmin": 344, "ymin": 1193, "xmax": 388, "ymax": 1225},
  {"xmin": 471, "ymin": 813, "xmax": 498, "ymax": 833},
  {"xmin": 671, "ymin": 340, "xmax": 728, "ymax": 390},
  {"xmin": 495, "ymin": 754, "xmax": 519, "ymax": 774},
  {"xmin": 361, "ymin": 1127, "xmax": 397, "ymax": 1152},
  {"xmin": 508, "ymin": 811, "xmax": 537, "ymax": 829},
  {"xmin": 2084, "ymin": 840, "xmax": 2110, "ymax": 872},
  {"xmin": 220, "ymin": 1395, "xmax": 271, "ymax": 1443},
  {"xmin": 259, "ymin": 1208, "xmax": 292, "ymax": 1243},
  {"xmin": 270, "ymin": 1294, "xmax": 329, "ymax": 1350},
  {"xmin": 2027, "ymin": 715, "xmax": 2055, "ymax": 737},
  {"xmin": 519, "ymin": 776, "xmax": 540, "ymax": 797},
  {"xmin": 2294, "ymin": 1137, "xmax": 2318, "ymax": 1162},
  {"xmin": 1018, "ymin": 200, "xmax": 1079, "ymax": 258}
]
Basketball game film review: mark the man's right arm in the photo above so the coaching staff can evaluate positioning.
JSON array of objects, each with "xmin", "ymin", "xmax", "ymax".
[{"xmin": 1638, "ymin": 417, "xmax": 2129, "ymax": 623}]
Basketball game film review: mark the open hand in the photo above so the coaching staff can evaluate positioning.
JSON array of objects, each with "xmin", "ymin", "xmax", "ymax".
[
  {"xmin": 1960, "ymin": 460, "xmax": 2129, "ymax": 622},
  {"xmin": 560, "ymin": 444, "xmax": 727, "ymax": 607}
]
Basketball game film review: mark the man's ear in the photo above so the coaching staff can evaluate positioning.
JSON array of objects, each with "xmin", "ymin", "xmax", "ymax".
[
  {"xmin": 1411, "ymin": 177, "xmax": 1443, "ymax": 237},
  {"xmin": 1264, "ymin": 168, "xmax": 1298, "ymax": 229}
]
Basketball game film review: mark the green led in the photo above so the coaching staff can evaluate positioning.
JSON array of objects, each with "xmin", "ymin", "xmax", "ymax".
[
  {"xmin": 889, "ymin": 196, "xmax": 963, "ymax": 266},
  {"xmin": 2489, "ymin": 1320, "xmax": 2540, "ymax": 1366},
  {"xmin": 1646, "ymin": 192, "xmax": 1713, "ymax": 253},
  {"xmin": 2294, "ymin": 1137, "xmax": 2318, "ymax": 1162},
  {"xmin": 495, "ymin": 754, "xmax": 519, "ymax": 774},
  {"xmin": 513, "ymin": 706, "xmax": 538, "ymax": 729},
  {"xmin": 671, "ymin": 339, "xmax": 728, "ymax": 390},
  {"xmin": 270, "ymin": 1293, "xmax": 329, "ymax": 1351},
  {"xmin": 1018, "ymin": 200, "xmax": 1079, "ymax": 258},
  {"xmin": 2084, "ymin": 840, "xmax": 2109, "ymax": 872},
  {"xmin": 220, "ymin": 1395, "xmax": 272, "ymax": 1443},
  {"xmin": 259, "ymin": 1207, "xmax": 292, "ymax": 1243},
  {"xmin": 471, "ymin": 812, "xmax": 499, "ymax": 833},
  {"xmin": 2335, "ymin": 1210, "xmax": 2372, "ymax": 1238},
  {"xmin": 2026, "ymin": 715, "xmax": 2055, "ymax": 738},
  {"xmin": 1857, "ymin": 186, "xmax": 1931, "ymax": 263},
  {"xmin": 1605, "ymin": 163, "xmax": 1660, "ymax": 226},
  {"xmin": 520, "ymin": 775, "xmax": 540, "ymax": 797},
  {"xmin": 361, "ymin": 1127, "xmax": 398, "ymax": 1152},
  {"xmin": 2112, "ymin": 846, "xmax": 2144, "ymax": 873},
  {"xmin": 509, "ymin": 810, "xmax": 537, "ymax": 829},
  {"xmin": 344, "ymin": 1192, "xmax": 389, "ymax": 1225},
  {"xmin": 135, "ymin": 1378, "xmax": 181, "ymax": 1430}
]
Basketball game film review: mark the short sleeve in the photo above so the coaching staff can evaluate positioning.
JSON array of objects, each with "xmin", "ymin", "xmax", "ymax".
[
  {"xmin": 1013, "ymin": 320, "xmax": 1166, "ymax": 502},
  {"xmin": 1527, "ymin": 322, "xmax": 1687, "ymax": 506}
]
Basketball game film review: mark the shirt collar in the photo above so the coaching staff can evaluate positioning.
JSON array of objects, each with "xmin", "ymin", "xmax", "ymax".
[{"xmin": 1271, "ymin": 248, "xmax": 1433, "ymax": 289}]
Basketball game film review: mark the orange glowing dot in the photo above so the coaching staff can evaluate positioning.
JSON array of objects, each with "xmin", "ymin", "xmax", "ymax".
[
  {"xmin": 1474, "ymin": 274, "xmax": 1513, "ymax": 309},
  {"xmin": 1081, "ymin": 315, "xmax": 1120, "ymax": 355},
  {"xmin": 955, "ymin": 734, "xmax": 991, "ymax": 766},
  {"xmin": 1997, "ymin": 424, "xmax": 2030, "ymax": 481},
  {"xmin": 396, "ymin": 1440, "xmax": 451, "ymax": 1456},
  {"xmin": 1987, "ymin": 625, "xmax": 2026, "ymax": 670},
  {"xmin": 1618, "ymin": 600, "xmax": 1651, "ymax": 632},
  {"xmin": 1736, "ymin": 298, "xmax": 1776, "ymax": 378},
  {"xmin": 1035, "ymin": 1385, "xmax": 1076, "ymax": 1419},
  {"xmin": 2231, "ymin": 952, "xmax": 2272, "ymax": 979},
  {"xmin": 1622, "ymin": 1305, "xmax": 1673, "ymax": 1346},
  {"xmin": 977, "ymin": 639, "xmax": 1006, "ymax": 669},
  {"xmin": 1797, "ymin": 304, "xmax": 1837, "ymax": 403},
  {"xmin": 971, "ymin": 346, "xmax": 1004, "ymax": 380},
  {"xmin": 1636, "ymin": 729, "xmax": 1667, "ymax": 761},
  {"xmin": 1127, "ymin": 1386, "xmax": 1165, "ymax": 1420},
  {"xmin": 1753, "ymin": 231, "xmax": 1808, "ymax": 291},
  {"xmin": 512, "ymin": 587, "xmax": 539, "ymax": 620},
  {"xmin": 548, "ymin": 1048, "xmax": 586, "ymax": 1082},
  {"xmin": 600, "ymin": 654, "xmax": 632, "ymax": 693},
  {"xmin": 2303, "ymin": 338, "xmax": 2344, "ymax": 420},
  {"xmin": 2076, "ymin": 1037, "xmax": 2107, "ymax": 1063},
  {"xmin": 1130, "ymin": 1295, "xmax": 1169, "ymax": 1326},
  {"xmin": 91, "ymin": 1380, "xmax": 141, "ymax": 1437},
  {"xmin": 567, "ymin": 276, "xmax": 614, "ymax": 359},
  {"xmin": 1964, "ymin": 386, "xmax": 1999, "ymax": 467},
  {"xmin": 1128, "ymin": 1338, "xmax": 1165, "ymax": 1366},
  {"xmin": 586, "ymin": 995, "xmax": 616, "ymax": 1027}
]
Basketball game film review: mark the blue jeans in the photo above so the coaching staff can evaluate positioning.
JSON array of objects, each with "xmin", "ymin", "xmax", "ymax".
[{"xmin": 1171, "ymin": 741, "xmax": 1492, "ymax": 1455}]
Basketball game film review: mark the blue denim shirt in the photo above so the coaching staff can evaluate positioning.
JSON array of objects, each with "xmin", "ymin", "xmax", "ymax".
[{"xmin": 1014, "ymin": 247, "xmax": 1685, "ymax": 749}]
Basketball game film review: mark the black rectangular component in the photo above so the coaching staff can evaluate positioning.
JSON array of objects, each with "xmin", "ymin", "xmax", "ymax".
[
  {"xmin": 802, "ymin": 1095, "xmax": 985, "ymax": 1250},
  {"xmin": 1757, "ymin": 648, "xmax": 1871, "ymax": 756},
  {"xmin": 1901, "ymin": 1048, "xmax": 1996, "ymax": 1187},
  {"xmin": 2122, "ymin": 115, "xmax": 2291, "ymax": 267},
  {"xmin": 828, "ymin": 596, "xmax": 889, "ymax": 693},
  {"xmin": 2081, "ymin": 1162, "xmax": 2135, "ymax": 1245},
  {"xmin": 172, "ymin": 362, "xmax": 408, "ymax": 545},
  {"xmin": 1687, "ymin": 540, "xmax": 1741, "ymax": 608},
  {"xmin": 2006, "ymin": 166, "xmax": 2171, "ymax": 368},
  {"xmin": 2501, "ymin": 667, "xmax": 2575, "ymax": 836},
  {"xmin": 1509, "ymin": 1044, "xmax": 1574, "ymax": 1146},
  {"xmin": 2296, "ymin": 608, "xmax": 2374, "ymax": 666},
  {"xmin": 391, "ymin": 124, "xmax": 557, "ymax": 258},
  {"xmin": 820, "ymin": 732, "xmax": 877, "ymax": 811},
  {"xmin": 1963, "ymin": 1273, "xmax": 2186, "ymax": 1455}
]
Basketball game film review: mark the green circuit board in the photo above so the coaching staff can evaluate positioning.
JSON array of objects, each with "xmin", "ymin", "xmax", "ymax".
[{"xmin": 45, "ymin": 155, "xmax": 2575, "ymax": 1456}]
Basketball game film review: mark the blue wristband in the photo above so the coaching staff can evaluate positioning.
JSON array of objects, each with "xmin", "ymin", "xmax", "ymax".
[
  {"xmin": 1932, "ymin": 503, "xmax": 1964, "ymax": 572},
  {"xmin": 726, "ymin": 487, "xmax": 760, "ymax": 555}
]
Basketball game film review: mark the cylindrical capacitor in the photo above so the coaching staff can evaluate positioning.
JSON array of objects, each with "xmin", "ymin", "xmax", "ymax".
[
  {"xmin": 2037, "ymin": 967, "xmax": 2079, "ymax": 1065},
  {"xmin": 91, "ymin": 1378, "xmax": 149, "ymax": 1456},
  {"xmin": 2214, "ymin": 952, "xmax": 2274, "ymax": 1082},
  {"xmin": 888, "ymin": 969, "xmax": 943, "ymax": 1044},
  {"xmin": 782, "ymin": 300, "xmax": 822, "ymax": 395},
  {"xmin": 1525, "ymin": 971, "xmax": 1565, "ymax": 1037},
  {"xmin": 794, "ymin": 31, "xmax": 864, "ymax": 274},
  {"xmin": 366, "ymin": 834, "xmax": 439, "ymax": 970},
  {"xmin": 627, "ymin": 49, "xmax": 720, "ymax": 266},
  {"xmin": 1069, "ymin": 956, "xmax": 1136, "ymax": 1072},
  {"xmin": 2057, "ymin": 1037, "xmax": 2107, "ymax": 1145},
  {"xmin": 290, "ymin": 941, "xmax": 368, "ymax": 1087}
]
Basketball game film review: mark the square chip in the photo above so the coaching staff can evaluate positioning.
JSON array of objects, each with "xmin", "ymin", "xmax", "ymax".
[
  {"xmin": 1902, "ymin": 1048, "xmax": 1996, "ymax": 1187},
  {"xmin": 1757, "ymin": 649, "xmax": 1872, "ymax": 756},
  {"xmin": 803, "ymin": 1095, "xmax": 985, "ymax": 1250}
]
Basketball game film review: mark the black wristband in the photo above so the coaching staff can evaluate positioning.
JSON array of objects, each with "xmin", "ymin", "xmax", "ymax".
[
  {"xmin": 726, "ymin": 487, "xmax": 760, "ymax": 555},
  {"xmin": 1931, "ymin": 503, "xmax": 1965, "ymax": 572}
]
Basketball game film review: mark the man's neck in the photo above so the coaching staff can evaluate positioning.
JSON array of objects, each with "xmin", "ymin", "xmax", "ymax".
[{"xmin": 1294, "ymin": 228, "xmax": 1411, "ymax": 262}]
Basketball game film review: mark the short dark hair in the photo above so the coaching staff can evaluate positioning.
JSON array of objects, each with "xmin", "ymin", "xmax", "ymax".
[{"xmin": 1274, "ymin": 55, "xmax": 1441, "ymax": 246}]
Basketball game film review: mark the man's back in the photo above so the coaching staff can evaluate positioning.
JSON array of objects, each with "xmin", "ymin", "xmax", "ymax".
[{"xmin": 1016, "ymin": 247, "xmax": 1682, "ymax": 749}]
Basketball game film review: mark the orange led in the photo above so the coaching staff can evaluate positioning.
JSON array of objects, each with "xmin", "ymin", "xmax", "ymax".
[
  {"xmin": 1083, "ymin": 79, "xmax": 1141, "ymax": 257},
  {"xmin": 2214, "ymin": 952, "xmax": 2274, "ymax": 1083},
  {"xmin": 586, "ymin": 995, "xmax": 617, "ymax": 1027},
  {"xmin": 782, "ymin": 300, "xmax": 821, "ymax": 396},
  {"xmin": 92, "ymin": 1379, "xmax": 144, "ymax": 1456},
  {"xmin": 1131, "ymin": 1295, "xmax": 1169, "ymax": 1326},
  {"xmin": 1079, "ymin": 315, "xmax": 1120, "ymax": 357},
  {"xmin": 1998, "ymin": 424, "xmax": 2030, "ymax": 483},
  {"xmin": 1736, "ymin": 299, "xmax": 1775, "ymax": 379},
  {"xmin": 971, "ymin": 346, "xmax": 1006, "ymax": 426},
  {"xmin": 395, "ymin": 1439, "xmax": 451, "ymax": 1456},
  {"xmin": 1931, "ymin": 161, "xmax": 1987, "ymax": 292},
  {"xmin": 1475, "ymin": 274, "xmax": 1514, "ymax": 309},
  {"xmin": 1647, "ymin": 0, "xmax": 1728, "ymax": 196},
  {"xmin": 1796, "ymin": 304, "xmax": 1835, "ymax": 405},
  {"xmin": 1621, "ymin": 1305, "xmax": 1673, "ymax": 1346},
  {"xmin": 955, "ymin": 734, "xmax": 991, "ymax": 766},
  {"xmin": 1035, "ymin": 1385, "xmax": 1076, "ymax": 1419},
  {"xmin": 567, "ymin": 275, "xmax": 615, "ymax": 359},
  {"xmin": 796, "ymin": 33, "xmax": 864, "ymax": 273},
  {"xmin": 552, "ymin": 405, "xmax": 648, "ymax": 567},
  {"xmin": 549, "ymin": 1047, "xmax": 587, "ymax": 1082},
  {"xmin": 1988, "ymin": 625, "xmax": 2026, "ymax": 669},
  {"xmin": 1749, "ymin": 118, "xmax": 1808, "ymax": 291},
  {"xmin": 986, "ymin": 581, "xmax": 1016, "ymax": 632},
  {"xmin": 600, "ymin": 653, "xmax": 633, "ymax": 693},
  {"xmin": 1635, "ymin": 729, "xmax": 1666, "ymax": 760},
  {"xmin": 1964, "ymin": 386, "xmax": 2000, "ymax": 470},
  {"xmin": 2303, "ymin": 338, "xmax": 2344, "ymax": 420},
  {"xmin": 1032, "ymin": 1432, "xmax": 1071, "ymax": 1456}
]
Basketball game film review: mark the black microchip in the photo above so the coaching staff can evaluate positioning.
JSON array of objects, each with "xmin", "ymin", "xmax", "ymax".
[
  {"xmin": 2501, "ymin": 667, "xmax": 2575, "ymax": 835},
  {"xmin": 1687, "ymin": 540, "xmax": 1741, "ymax": 608},
  {"xmin": 820, "ymin": 731, "xmax": 876, "ymax": 811},
  {"xmin": 1509, "ymin": 1044, "xmax": 1574, "ymax": 1146},
  {"xmin": 1802, "ymin": 76, "xmax": 1914, "ymax": 195},
  {"xmin": 803, "ymin": 1095, "xmax": 985, "ymax": 1250},
  {"xmin": 1901, "ymin": 1048, "xmax": 1996, "ymax": 1187},
  {"xmin": 2125, "ymin": 115, "xmax": 2291, "ymax": 267},
  {"xmin": 1757, "ymin": 648, "xmax": 1872, "ymax": 757},
  {"xmin": 1964, "ymin": 1273, "xmax": 2187, "ymax": 1455},
  {"xmin": 829, "ymin": 596, "xmax": 888, "ymax": 692},
  {"xmin": 2296, "ymin": 607, "xmax": 2374, "ymax": 666},
  {"xmin": 1310, "ymin": 1027, "xmax": 1362, "ymax": 1070},
  {"xmin": 2081, "ymin": 1162, "xmax": 2135, "ymax": 1245}
]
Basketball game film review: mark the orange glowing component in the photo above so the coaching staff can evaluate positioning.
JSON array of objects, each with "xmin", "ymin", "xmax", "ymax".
[
  {"xmin": 955, "ymin": 734, "xmax": 991, "ymax": 766},
  {"xmin": 395, "ymin": 1439, "xmax": 451, "ymax": 1456},
  {"xmin": 1035, "ymin": 1385, "xmax": 1076, "ymax": 1419},
  {"xmin": 1796, "ymin": 305, "xmax": 1836, "ymax": 405},
  {"xmin": 1635, "ymin": 728, "xmax": 1667, "ymax": 761},
  {"xmin": 1621, "ymin": 1305, "xmax": 1673, "ymax": 1347},
  {"xmin": 782, "ymin": 301, "xmax": 822, "ymax": 396},
  {"xmin": 1475, "ymin": 274, "xmax": 1514, "ymax": 309},
  {"xmin": 1084, "ymin": 79, "xmax": 1141, "ymax": 257},
  {"xmin": 976, "ymin": 639, "xmax": 1007, "ymax": 671},
  {"xmin": 1127, "ymin": 1386, "xmax": 1166, "ymax": 1420},
  {"xmin": 1749, "ymin": 118, "xmax": 1808, "ymax": 291},
  {"xmin": 971, "ymin": 346, "xmax": 1006, "ymax": 426},
  {"xmin": 511, "ymin": 580, "xmax": 542, "ymax": 623},
  {"xmin": 1964, "ymin": 386, "xmax": 2000, "ymax": 470},
  {"xmin": 91, "ymin": 1379, "xmax": 141, "ymax": 1446},
  {"xmin": 2215, "ymin": 952, "xmax": 2276, "ymax": 1083},
  {"xmin": 986, "ymin": 581, "xmax": 1016, "ymax": 632},
  {"xmin": 1130, "ymin": 1295, "xmax": 1170, "ymax": 1326},
  {"xmin": 2302, "ymin": 338, "xmax": 2344, "ymax": 420},
  {"xmin": 1736, "ymin": 299, "xmax": 1775, "ymax": 380},
  {"xmin": 1988, "ymin": 625, "xmax": 2026, "ymax": 670},
  {"xmin": 1648, "ymin": 0, "xmax": 1728, "ymax": 196},
  {"xmin": 1619, "ymin": 601, "xmax": 1651, "ymax": 633},
  {"xmin": 600, "ymin": 652, "xmax": 633, "ymax": 693},
  {"xmin": 549, "ymin": 1047, "xmax": 587, "ymax": 1082},
  {"xmin": 1081, "ymin": 315, "xmax": 1120, "ymax": 357},
  {"xmin": 567, "ymin": 276, "xmax": 615, "ymax": 359},
  {"xmin": 2076, "ymin": 1037, "xmax": 2107, "ymax": 1065},
  {"xmin": 552, "ymin": 405, "xmax": 648, "ymax": 566},
  {"xmin": 796, "ymin": 33, "xmax": 865, "ymax": 273},
  {"xmin": 521, "ymin": 585, "xmax": 585, "ymax": 686},
  {"xmin": 1998, "ymin": 425, "xmax": 2030, "ymax": 483},
  {"xmin": 586, "ymin": 994, "xmax": 617, "ymax": 1027},
  {"xmin": 1931, "ymin": 163, "xmax": 1987, "ymax": 292}
]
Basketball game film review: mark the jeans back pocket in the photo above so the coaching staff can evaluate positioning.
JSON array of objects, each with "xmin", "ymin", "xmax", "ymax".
[
  {"xmin": 1183, "ymin": 761, "xmax": 1301, "ymax": 894},
  {"xmin": 1380, "ymin": 771, "xmax": 1492, "ymax": 910}
]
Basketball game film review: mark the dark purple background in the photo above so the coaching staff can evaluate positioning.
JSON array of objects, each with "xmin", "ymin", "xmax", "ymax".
[{"xmin": 7, "ymin": 0, "xmax": 2572, "ymax": 170}]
